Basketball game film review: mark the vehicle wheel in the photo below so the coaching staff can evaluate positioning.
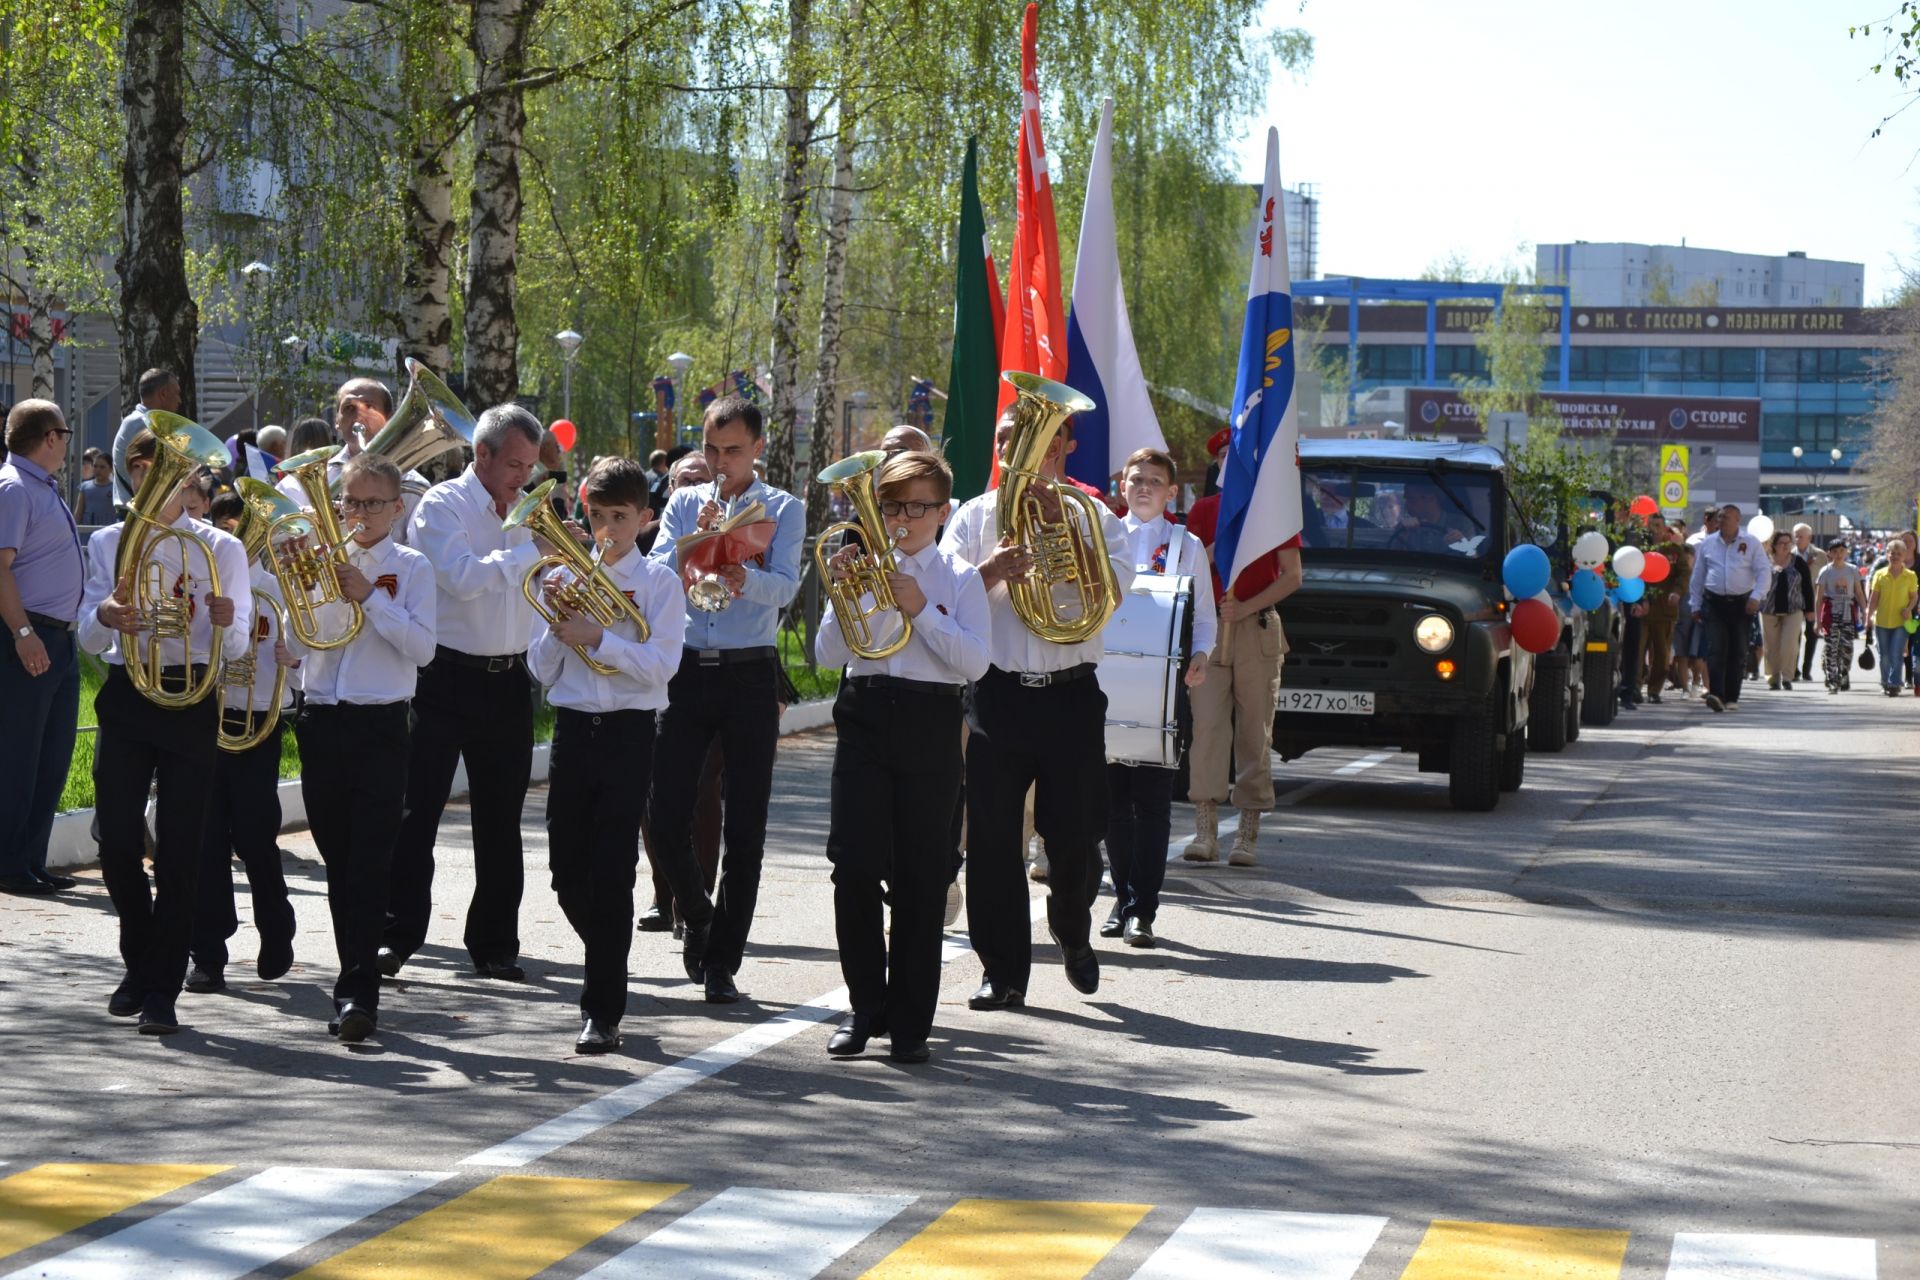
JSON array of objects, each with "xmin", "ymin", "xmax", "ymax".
[
  {"xmin": 1499, "ymin": 724, "xmax": 1526, "ymax": 792},
  {"xmin": 1581, "ymin": 647, "xmax": 1617, "ymax": 727},
  {"xmin": 1528, "ymin": 649, "xmax": 1570, "ymax": 753},
  {"xmin": 1447, "ymin": 706, "xmax": 1500, "ymax": 811}
]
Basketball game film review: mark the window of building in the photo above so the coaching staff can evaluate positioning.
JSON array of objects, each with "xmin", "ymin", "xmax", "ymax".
[
  {"xmin": 1356, "ymin": 345, "xmax": 1423, "ymax": 381},
  {"xmin": 1431, "ymin": 346, "xmax": 1489, "ymax": 379}
]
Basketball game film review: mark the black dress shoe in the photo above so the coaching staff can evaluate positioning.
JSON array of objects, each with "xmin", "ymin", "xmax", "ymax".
[
  {"xmin": 682, "ymin": 922, "xmax": 710, "ymax": 984},
  {"xmin": 375, "ymin": 947, "xmax": 402, "ymax": 978},
  {"xmin": 334, "ymin": 1002, "xmax": 376, "ymax": 1043},
  {"xmin": 108, "ymin": 981, "xmax": 142, "ymax": 1018},
  {"xmin": 475, "ymin": 959, "xmax": 526, "ymax": 981},
  {"xmin": 137, "ymin": 997, "xmax": 180, "ymax": 1035},
  {"xmin": 1099, "ymin": 913, "xmax": 1124, "ymax": 939},
  {"xmin": 33, "ymin": 870, "xmax": 78, "ymax": 890},
  {"xmin": 637, "ymin": 903, "xmax": 671, "ymax": 933},
  {"xmin": 1050, "ymin": 928, "xmax": 1100, "ymax": 994},
  {"xmin": 184, "ymin": 965, "xmax": 226, "ymax": 994},
  {"xmin": 576, "ymin": 1018, "xmax": 622, "ymax": 1054},
  {"xmin": 704, "ymin": 967, "xmax": 740, "ymax": 1004},
  {"xmin": 257, "ymin": 932, "xmax": 294, "ymax": 982},
  {"xmin": 889, "ymin": 1038, "xmax": 930, "ymax": 1064},
  {"xmin": 0, "ymin": 874, "xmax": 56, "ymax": 897},
  {"xmin": 828, "ymin": 1013, "xmax": 880, "ymax": 1057},
  {"xmin": 967, "ymin": 980, "xmax": 1024, "ymax": 1010},
  {"xmin": 1124, "ymin": 917, "xmax": 1155, "ymax": 948}
]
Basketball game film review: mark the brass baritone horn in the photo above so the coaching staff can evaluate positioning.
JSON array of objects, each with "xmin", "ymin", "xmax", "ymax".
[
  {"xmin": 813, "ymin": 450, "xmax": 910, "ymax": 660},
  {"xmin": 114, "ymin": 411, "xmax": 231, "ymax": 707},
  {"xmin": 996, "ymin": 371, "xmax": 1120, "ymax": 644},
  {"xmin": 216, "ymin": 478, "xmax": 308, "ymax": 753},
  {"xmin": 506, "ymin": 479, "xmax": 651, "ymax": 677},
  {"xmin": 272, "ymin": 445, "xmax": 362, "ymax": 650}
]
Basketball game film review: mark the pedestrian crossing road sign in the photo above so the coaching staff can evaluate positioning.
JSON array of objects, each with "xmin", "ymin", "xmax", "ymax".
[{"xmin": 1660, "ymin": 444, "xmax": 1689, "ymax": 476}]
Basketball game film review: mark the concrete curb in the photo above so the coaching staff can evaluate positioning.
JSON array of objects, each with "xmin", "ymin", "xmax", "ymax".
[{"xmin": 46, "ymin": 695, "xmax": 837, "ymax": 872}]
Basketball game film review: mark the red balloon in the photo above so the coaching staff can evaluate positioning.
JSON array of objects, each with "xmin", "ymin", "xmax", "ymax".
[
  {"xmin": 1630, "ymin": 495, "xmax": 1659, "ymax": 518},
  {"xmin": 550, "ymin": 418, "xmax": 577, "ymax": 453},
  {"xmin": 1510, "ymin": 598, "xmax": 1559, "ymax": 654},
  {"xmin": 1641, "ymin": 551, "xmax": 1671, "ymax": 584}
]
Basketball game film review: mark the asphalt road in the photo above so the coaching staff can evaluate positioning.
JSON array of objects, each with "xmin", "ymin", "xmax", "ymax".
[{"xmin": 0, "ymin": 679, "xmax": 1914, "ymax": 1278}]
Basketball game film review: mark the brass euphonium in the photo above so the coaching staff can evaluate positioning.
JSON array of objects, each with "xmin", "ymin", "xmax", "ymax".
[
  {"xmin": 506, "ymin": 479, "xmax": 651, "ymax": 676},
  {"xmin": 115, "ymin": 411, "xmax": 231, "ymax": 707},
  {"xmin": 271, "ymin": 445, "xmax": 362, "ymax": 650},
  {"xmin": 814, "ymin": 450, "xmax": 910, "ymax": 660},
  {"xmin": 997, "ymin": 371, "xmax": 1120, "ymax": 644},
  {"xmin": 216, "ymin": 478, "xmax": 303, "ymax": 753}
]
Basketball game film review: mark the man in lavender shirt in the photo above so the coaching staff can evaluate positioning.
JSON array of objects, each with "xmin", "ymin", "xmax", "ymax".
[{"xmin": 0, "ymin": 399, "xmax": 85, "ymax": 895}]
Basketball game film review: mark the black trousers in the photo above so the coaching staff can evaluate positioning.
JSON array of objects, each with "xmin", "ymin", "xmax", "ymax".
[
  {"xmin": 965, "ymin": 667, "xmax": 1109, "ymax": 993},
  {"xmin": 648, "ymin": 653, "xmax": 778, "ymax": 975},
  {"xmin": 1106, "ymin": 762, "xmax": 1174, "ymax": 925},
  {"xmin": 829, "ymin": 680, "xmax": 963, "ymax": 1044},
  {"xmin": 388, "ymin": 652, "xmax": 533, "ymax": 967},
  {"xmin": 547, "ymin": 707, "xmax": 654, "ymax": 1023},
  {"xmin": 299, "ymin": 701, "xmax": 411, "ymax": 1009},
  {"xmin": 1702, "ymin": 592, "xmax": 1753, "ymax": 704},
  {"xmin": 95, "ymin": 664, "xmax": 218, "ymax": 1002},
  {"xmin": 191, "ymin": 716, "xmax": 293, "ymax": 973},
  {"xmin": 0, "ymin": 620, "xmax": 79, "ymax": 879}
]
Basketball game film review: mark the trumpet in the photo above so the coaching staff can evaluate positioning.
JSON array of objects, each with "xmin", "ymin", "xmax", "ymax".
[
  {"xmin": 814, "ymin": 450, "xmax": 911, "ymax": 660},
  {"xmin": 271, "ymin": 446, "xmax": 362, "ymax": 650},
  {"xmin": 997, "ymin": 371, "xmax": 1119, "ymax": 644},
  {"xmin": 687, "ymin": 494, "xmax": 741, "ymax": 613},
  {"xmin": 217, "ymin": 479, "xmax": 309, "ymax": 752},
  {"xmin": 506, "ymin": 479, "xmax": 650, "ymax": 676},
  {"xmin": 115, "ymin": 411, "xmax": 231, "ymax": 707}
]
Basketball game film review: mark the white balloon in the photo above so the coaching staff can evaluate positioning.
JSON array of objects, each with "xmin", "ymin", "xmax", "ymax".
[
  {"xmin": 1572, "ymin": 530, "xmax": 1609, "ymax": 567},
  {"xmin": 1612, "ymin": 545, "xmax": 1645, "ymax": 579},
  {"xmin": 1747, "ymin": 514, "xmax": 1775, "ymax": 542}
]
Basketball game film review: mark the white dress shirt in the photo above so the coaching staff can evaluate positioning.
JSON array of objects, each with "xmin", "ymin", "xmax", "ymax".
[
  {"xmin": 79, "ymin": 514, "xmax": 254, "ymax": 668},
  {"xmin": 410, "ymin": 465, "xmax": 542, "ymax": 656},
  {"xmin": 528, "ymin": 544, "xmax": 688, "ymax": 712},
  {"xmin": 1688, "ymin": 529, "xmax": 1773, "ymax": 613},
  {"xmin": 292, "ymin": 535, "xmax": 437, "ymax": 704},
  {"xmin": 276, "ymin": 455, "xmax": 425, "ymax": 546},
  {"xmin": 940, "ymin": 490, "xmax": 1136, "ymax": 674},
  {"xmin": 1122, "ymin": 511, "xmax": 1218, "ymax": 658},
  {"xmin": 816, "ymin": 541, "xmax": 992, "ymax": 684}
]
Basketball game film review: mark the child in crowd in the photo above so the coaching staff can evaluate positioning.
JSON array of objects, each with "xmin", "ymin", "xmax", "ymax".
[{"xmin": 1816, "ymin": 537, "xmax": 1867, "ymax": 693}]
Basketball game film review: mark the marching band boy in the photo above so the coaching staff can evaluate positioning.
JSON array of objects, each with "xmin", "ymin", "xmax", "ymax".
[
  {"xmin": 818, "ymin": 451, "xmax": 990, "ymax": 1064},
  {"xmin": 528, "ymin": 456, "xmax": 686, "ymax": 1054},
  {"xmin": 1104, "ymin": 447, "xmax": 1214, "ymax": 948},
  {"xmin": 289, "ymin": 455, "xmax": 435, "ymax": 1043},
  {"xmin": 79, "ymin": 430, "xmax": 253, "ymax": 1034}
]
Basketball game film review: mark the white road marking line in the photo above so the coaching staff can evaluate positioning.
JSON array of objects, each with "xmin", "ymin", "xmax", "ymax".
[
  {"xmin": 580, "ymin": 1186, "xmax": 915, "ymax": 1279},
  {"xmin": 2, "ymin": 1166, "xmax": 450, "ymax": 1280},
  {"xmin": 1132, "ymin": 1207, "xmax": 1389, "ymax": 1280},
  {"xmin": 1664, "ymin": 1232, "xmax": 1878, "ymax": 1279},
  {"xmin": 1332, "ymin": 752, "xmax": 1393, "ymax": 776}
]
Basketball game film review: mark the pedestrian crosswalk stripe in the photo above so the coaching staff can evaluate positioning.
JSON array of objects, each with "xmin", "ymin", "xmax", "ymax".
[
  {"xmin": 5, "ymin": 1166, "xmax": 450, "ymax": 1280},
  {"xmin": 1664, "ymin": 1232, "xmax": 1878, "ymax": 1279},
  {"xmin": 0, "ymin": 1163, "xmax": 227, "ymax": 1264},
  {"xmin": 861, "ymin": 1197, "xmax": 1152, "ymax": 1279},
  {"xmin": 1399, "ymin": 1220, "xmax": 1631, "ymax": 1280},
  {"xmin": 582, "ymin": 1187, "xmax": 916, "ymax": 1278},
  {"xmin": 1132, "ymin": 1207, "xmax": 1389, "ymax": 1279},
  {"xmin": 290, "ymin": 1174, "xmax": 686, "ymax": 1280}
]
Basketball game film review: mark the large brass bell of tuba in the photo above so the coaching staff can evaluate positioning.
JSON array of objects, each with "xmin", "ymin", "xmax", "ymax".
[
  {"xmin": 813, "ymin": 450, "xmax": 910, "ymax": 660},
  {"xmin": 354, "ymin": 356, "xmax": 476, "ymax": 483},
  {"xmin": 271, "ymin": 445, "xmax": 363, "ymax": 650},
  {"xmin": 115, "ymin": 411, "xmax": 231, "ymax": 707},
  {"xmin": 216, "ymin": 478, "xmax": 303, "ymax": 753},
  {"xmin": 996, "ymin": 372, "xmax": 1119, "ymax": 644},
  {"xmin": 505, "ymin": 479, "xmax": 651, "ymax": 677}
]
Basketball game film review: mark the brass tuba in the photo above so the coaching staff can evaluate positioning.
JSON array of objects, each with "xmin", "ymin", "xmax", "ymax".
[
  {"xmin": 353, "ymin": 356, "xmax": 476, "ymax": 484},
  {"xmin": 216, "ymin": 478, "xmax": 302, "ymax": 752},
  {"xmin": 996, "ymin": 372, "xmax": 1120, "ymax": 644},
  {"xmin": 271, "ymin": 445, "xmax": 363, "ymax": 650},
  {"xmin": 115, "ymin": 411, "xmax": 231, "ymax": 707},
  {"xmin": 814, "ymin": 450, "xmax": 910, "ymax": 660},
  {"xmin": 506, "ymin": 479, "xmax": 651, "ymax": 676}
]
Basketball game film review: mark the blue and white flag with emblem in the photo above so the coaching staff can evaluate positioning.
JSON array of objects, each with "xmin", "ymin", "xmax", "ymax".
[{"xmin": 1216, "ymin": 125, "xmax": 1303, "ymax": 593}]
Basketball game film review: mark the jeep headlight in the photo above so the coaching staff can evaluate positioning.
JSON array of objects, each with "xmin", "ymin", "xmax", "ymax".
[{"xmin": 1414, "ymin": 614, "xmax": 1454, "ymax": 654}]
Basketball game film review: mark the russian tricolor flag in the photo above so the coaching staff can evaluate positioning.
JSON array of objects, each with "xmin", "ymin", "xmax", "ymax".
[
  {"xmin": 1063, "ymin": 97, "xmax": 1166, "ymax": 489},
  {"xmin": 1216, "ymin": 125, "xmax": 1303, "ymax": 594}
]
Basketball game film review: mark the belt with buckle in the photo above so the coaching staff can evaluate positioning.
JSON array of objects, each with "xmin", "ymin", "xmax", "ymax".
[
  {"xmin": 687, "ymin": 645, "xmax": 778, "ymax": 666},
  {"xmin": 989, "ymin": 662, "xmax": 1096, "ymax": 689},
  {"xmin": 844, "ymin": 673, "xmax": 964, "ymax": 696},
  {"xmin": 25, "ymin": 610, "xmax": 77, "ymax": 632},
  {"xmin": 434, "ymin": 645, "xmax": 523, "ymax": 674}
]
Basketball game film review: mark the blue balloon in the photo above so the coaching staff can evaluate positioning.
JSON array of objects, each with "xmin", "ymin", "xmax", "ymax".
[
  {"xmin": 1570, "ymin": 569, "xmax": 1606, "ymax": 611},
  {"xmin": 1615, "ymin": 576, "xmax": 1646, "ymax": 604},
  {"xmin": 1502, "ymin": 544, "xmax": 1551, "ymax": 599}
]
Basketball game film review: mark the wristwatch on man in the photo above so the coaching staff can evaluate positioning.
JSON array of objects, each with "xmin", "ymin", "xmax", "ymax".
[{"xmin": 14, "ymin": 624, "xmax": 31, "ymax": 640}]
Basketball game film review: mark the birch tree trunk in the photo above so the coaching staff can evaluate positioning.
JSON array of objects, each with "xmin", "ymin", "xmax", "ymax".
[
  {"xmin": 803, "ymin": 94, "xmax": 856, "ymax": 540},
  {"xmin": 117, "ymin": 0, "xmax": 198, "ymax": 417},
  {"xmin": 398, "ymin": 31, "xmax": 456, "ymax": 379},
  {"xmin": 463, "ymin": 0, "xmax": 539, "ymax": 409},
  {"xmin": 764, "ymin": 0, "xmax": 813, "ymax": 495}
]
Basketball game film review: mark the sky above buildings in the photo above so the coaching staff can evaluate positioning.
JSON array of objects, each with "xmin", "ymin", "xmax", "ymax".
[{"xmin": 1239, "ymin": 0, "xmax": 1920, "ymax": 300}]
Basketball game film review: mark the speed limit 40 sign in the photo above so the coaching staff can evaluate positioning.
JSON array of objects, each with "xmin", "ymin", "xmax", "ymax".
[{"xmin": 1661, "ymin": 473, "xmax": 1688, "ymax": 508}]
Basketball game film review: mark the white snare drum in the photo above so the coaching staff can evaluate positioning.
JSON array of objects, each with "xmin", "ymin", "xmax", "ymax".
[{"xmin": 1100, "ymin": 574, "xmax": 1193, "ymax": 767}]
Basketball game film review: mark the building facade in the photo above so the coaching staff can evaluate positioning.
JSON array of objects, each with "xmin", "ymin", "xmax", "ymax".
[{"xmin": 1536, "ymin": 242, "xmax": 1863, "ymax": 309}]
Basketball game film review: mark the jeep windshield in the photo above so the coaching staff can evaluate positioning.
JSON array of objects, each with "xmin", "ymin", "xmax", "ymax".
[{"xmin": 1299, "ymin": 464, "xmax": 1495, "ymax": 559}]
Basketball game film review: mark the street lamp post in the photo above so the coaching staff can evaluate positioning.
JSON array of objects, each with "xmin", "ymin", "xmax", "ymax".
[
  {"xmin": 841, "ymin": 389, "xmax": 869, "ymax": 460},
  {"xmin": 281, "ymin": 334, "xmax": 307, "ymax": 422},
  {"xmin": 240, "ymin": 261, "xmax": 273, "ymax": 429},
  {"xmin": 554, "ymin": 329, "xmax": 584, "ymax": 421},
  {"xmin": 667, "ymin": 352, "xmax": 693, "ymax": 446}
]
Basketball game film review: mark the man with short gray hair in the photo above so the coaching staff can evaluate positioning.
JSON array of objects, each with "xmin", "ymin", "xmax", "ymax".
[
  {"xmin": 382, "ymin": 402, "xmax": 551, "ymax": 982},
  {"xmin": 1688, "ymin": 502, "xmax": 1770, "ymax": 712}
]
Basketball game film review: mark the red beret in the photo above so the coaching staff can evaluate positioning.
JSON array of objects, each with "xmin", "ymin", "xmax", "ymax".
[{"xmin": 1207, "ymin": 427, "xmax": 1231, "ymax": 458}]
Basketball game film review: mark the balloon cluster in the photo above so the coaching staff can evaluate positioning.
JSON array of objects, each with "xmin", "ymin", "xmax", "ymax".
[{"xmin": 1500, "ymin": 544, "xmax": 1559, "ymax": 654}]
